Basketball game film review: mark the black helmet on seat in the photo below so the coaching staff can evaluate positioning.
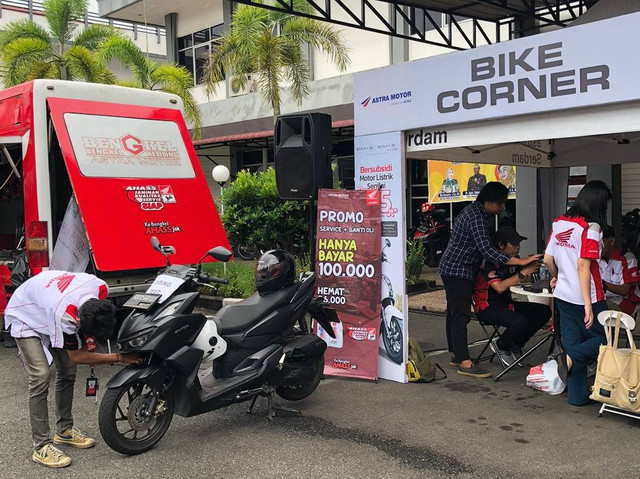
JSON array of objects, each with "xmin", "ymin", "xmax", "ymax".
[{"xmin": 255, "ymin": 250, "xmax": 296, "ymax": 295}]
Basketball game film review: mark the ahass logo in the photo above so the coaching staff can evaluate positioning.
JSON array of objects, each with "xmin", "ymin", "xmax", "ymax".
[
  {"xmin": 555, "ymin": 228, "xmax": 575, "ymax": 249},
  {"xmin": 125, "ymin": 185, "xmax": 177, "ymax": 211},
  {"xmin": 360, "ymin": 90, "xmax": 412, "ymax": 108}
]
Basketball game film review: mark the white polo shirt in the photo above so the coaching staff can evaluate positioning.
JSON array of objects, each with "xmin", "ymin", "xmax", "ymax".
[
  {"xmin": 5, "ymin": 271, "xmax": 108, "ymax": 349},
  {"xmin": 599, "ymin": 247, "xmax": 640, "ymax": 314},
  {"xmin": 545, "ymin": 216, "xmax": 603, "ymax": 305}
]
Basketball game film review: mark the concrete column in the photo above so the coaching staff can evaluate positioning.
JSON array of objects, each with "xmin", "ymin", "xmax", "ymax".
[
  {"xmin": 389, "ymin": 5, "xmax": 409, "ymax": 65},
  {"xmin": 165, "ymin": 13, "xmax": 178, "ymax": 63},
  {"xmin": 587, "ymin": 164, "xmax": 621, "ymax": 233},
  {"xmin": 516, "ymin": 166, "xmax": 538, "ymax": 256}
]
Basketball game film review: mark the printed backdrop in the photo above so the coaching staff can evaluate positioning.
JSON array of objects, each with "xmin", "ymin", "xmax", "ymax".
[
  {"xmin": 427, "ymin": 160, "xmax": 517, "ymax": 203},
  {"xmin": 315, "ymin": 189, "xmax": 382, "ymax": 381}
]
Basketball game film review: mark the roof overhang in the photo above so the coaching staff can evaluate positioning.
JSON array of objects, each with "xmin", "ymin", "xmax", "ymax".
[{"xmin": 97, "ymin": 0, "xmax": 210, "ymax": 26}]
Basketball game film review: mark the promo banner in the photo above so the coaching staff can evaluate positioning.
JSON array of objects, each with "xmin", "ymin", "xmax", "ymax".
[
  {"xmin": 355, "ymin": 131, "xmax": 408, "ymax": 383},
  {"xmin": 315, "ymin": 189, "xmax": 382, "ymax": 381},
  {"xmin": 427, "ymin": 160, "xmax": 517, "ymax": 203}
]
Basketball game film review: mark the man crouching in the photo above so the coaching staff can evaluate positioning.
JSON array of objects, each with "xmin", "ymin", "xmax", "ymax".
[{"xmin": 5, "ymin": 271, "xmax": 141, "ymax": 468}]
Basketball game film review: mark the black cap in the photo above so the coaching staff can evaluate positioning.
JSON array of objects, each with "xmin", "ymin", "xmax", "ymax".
[{"xmin": 495, "ymin": 226, "xmax": 527, "ymax": 245}]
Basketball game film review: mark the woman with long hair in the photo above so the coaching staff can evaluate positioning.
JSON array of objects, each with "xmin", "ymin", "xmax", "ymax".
[{"xmin": 544, "ymin": 180, "xmax": 612, "ymax": 406}]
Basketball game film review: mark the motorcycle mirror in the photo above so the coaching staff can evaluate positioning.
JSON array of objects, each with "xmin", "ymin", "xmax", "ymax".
[
  {"xmin": 150, "ymin": 236, "xmax": 170, "ymax": 267},
  {"xmin": 208, "ymin": 246, "xmax": 232, "ymax": 263},
  {"xmin": 151, "ymin": 236, "xmax": 162, "ymax": 252},
  {"xmin": 385, "ymin": 239, "xmax": 391, "ymax": 247},
  {"xmin": 198, "ymin": 246, "xmax": 233, "ymax": 266}
]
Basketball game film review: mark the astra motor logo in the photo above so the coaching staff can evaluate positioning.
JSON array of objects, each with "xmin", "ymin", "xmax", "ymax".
[{"xmin": 360, "ymin": 90, "xmax": 412, "ymax": 108}]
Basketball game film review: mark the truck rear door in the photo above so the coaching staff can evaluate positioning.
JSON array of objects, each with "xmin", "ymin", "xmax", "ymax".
[{"xmin": 47, "ymin": 98, "xmax": 229, "ymax": 272}]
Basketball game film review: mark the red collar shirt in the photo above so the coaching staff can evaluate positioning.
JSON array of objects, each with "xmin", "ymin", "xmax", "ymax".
[
  {"xmin": 545, "ymin": 216, "xmax": 603, "ymax": 305},
  {"xmin": 599, "ymin": 247, "xmax": 640, "ymax": 314}
]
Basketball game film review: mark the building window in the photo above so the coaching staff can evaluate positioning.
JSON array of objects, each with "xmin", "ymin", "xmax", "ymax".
[{"xmin": 178, "ymin": 24, "xmax": 225, "ymax": 85}]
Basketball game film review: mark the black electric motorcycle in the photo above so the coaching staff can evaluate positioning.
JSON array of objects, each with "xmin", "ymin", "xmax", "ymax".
[{"xmin": 98, "ymin": 237, "xmax": 338, "ymax": 455}]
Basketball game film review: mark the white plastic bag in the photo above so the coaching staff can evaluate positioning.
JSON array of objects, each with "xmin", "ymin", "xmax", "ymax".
[{"xmin": 526, "ymin": 356, "xmax": 566, "ymax": 395}]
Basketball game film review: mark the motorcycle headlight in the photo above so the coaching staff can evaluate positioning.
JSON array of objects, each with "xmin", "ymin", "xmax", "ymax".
[
  {"xmin": 123, "ymin": 329, "xmax": 154, "ymax": 349},
  {"xmin": 154, "ymin": 300, "xmax": 185, "ymax": 321}
]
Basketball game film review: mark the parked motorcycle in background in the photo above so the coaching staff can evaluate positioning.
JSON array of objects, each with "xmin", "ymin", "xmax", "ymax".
[
  {"xmin": 407, "ymin": 202, "xmax": 451, "ymax": 267},
  {"xmin": 98, "ymin": 238, "xmax": 338, "ymax": 455}
]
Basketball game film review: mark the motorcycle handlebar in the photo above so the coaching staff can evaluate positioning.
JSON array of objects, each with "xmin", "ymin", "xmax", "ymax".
[{"xmin": 197, "ymin": 272, "xmax": 228, "ymax": 284}]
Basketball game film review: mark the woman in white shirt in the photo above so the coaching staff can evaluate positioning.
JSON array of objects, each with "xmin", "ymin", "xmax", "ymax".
[{"xmin": 544, "ymin": 180, "xmax": 611, "ymax": 406}]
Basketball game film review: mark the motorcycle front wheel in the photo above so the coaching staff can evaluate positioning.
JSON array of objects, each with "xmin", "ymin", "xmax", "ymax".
[
  {"xmin": 381, "ymin": 316, "xmax": 403, "ymax": 364},
  {"xmin": 276, "ymin": 356, "xmax": 324, "ymax": 401},
  {"xmin": 99, "ymin": 381, "xmax": 174, "ymax": 455}
]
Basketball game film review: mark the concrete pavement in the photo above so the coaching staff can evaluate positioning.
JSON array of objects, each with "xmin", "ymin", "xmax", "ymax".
[{"xmin": 0, "ymin": 311, "xmax": 638, "ymax": 478}]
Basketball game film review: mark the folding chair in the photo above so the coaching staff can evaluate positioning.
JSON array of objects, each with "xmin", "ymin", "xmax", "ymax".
[{"xmin": 472, "ymin": 316, "xmax": 503, "ymax": 366}]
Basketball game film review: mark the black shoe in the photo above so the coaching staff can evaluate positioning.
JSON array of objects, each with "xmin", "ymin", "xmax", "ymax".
[
  {"xmin": 449, "ymin": 356, "xmax": 460, "ymax": 368},
  {"xmin": 457, "ymin": 363, "xmax": 492, "ymax": 378}
]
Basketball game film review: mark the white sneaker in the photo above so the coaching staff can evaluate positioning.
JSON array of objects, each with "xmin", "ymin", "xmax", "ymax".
[{"xmin": 490, "ymin": 341, "xmax": 515, "ymax": 367}]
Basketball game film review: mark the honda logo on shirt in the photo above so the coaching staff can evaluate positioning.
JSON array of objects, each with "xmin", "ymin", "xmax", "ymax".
[
  {"xmin": 555, "ymin": 229, "xmax": 576, "ymax": 249},
  {"xmin": 45, "ymin": 273, "xmax": 76, "ymax": 293}
]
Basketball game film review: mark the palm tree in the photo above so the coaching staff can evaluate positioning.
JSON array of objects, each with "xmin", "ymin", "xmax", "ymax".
[
  {"xmin": 98, "ymin": 36, "xmax": 203, "ymax": 139},
  {"xmin": 0, "ymin": 0, "xmax": 117, "ymax": 86},
  {"xmin": 203, "ymin": 0, "xmax": 349, "ymax": 120},
  {"xmin": 0, "ymin": 0, "xmax": 202, "ymax": 139}
]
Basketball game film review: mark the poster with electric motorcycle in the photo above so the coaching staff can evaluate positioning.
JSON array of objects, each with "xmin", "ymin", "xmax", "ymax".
[
  {"xmin": 354, "ymin": 131, "xmax": 408, "ymax": 383},
  {"xmin": 314, "ymin": 189, "xmax": 382, "ymax": 381},
  {"xmin": 427, "ymin": 160, "xmax": 517, "ymax": 203}
]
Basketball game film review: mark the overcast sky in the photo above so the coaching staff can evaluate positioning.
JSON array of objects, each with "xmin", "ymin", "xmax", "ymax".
[{"xmin": 88, "ymin": 1, "xmax": 98, "ymax": 13}]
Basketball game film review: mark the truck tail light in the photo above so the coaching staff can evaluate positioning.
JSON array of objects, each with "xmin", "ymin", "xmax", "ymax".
[{"xmin": 26, "ymin": 221, "xmax": 49, "ymax": 268}]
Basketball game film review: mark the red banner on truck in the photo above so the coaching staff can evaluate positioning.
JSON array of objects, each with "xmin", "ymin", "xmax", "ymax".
[{"xmin": 315, "ymin": 189, "xmax": 381, "ymax": 381}]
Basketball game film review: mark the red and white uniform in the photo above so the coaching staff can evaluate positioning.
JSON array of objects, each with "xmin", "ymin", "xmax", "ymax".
[
  {"xmin": 5, "ymin": 271, "xmax": 108, "ymax": 350},
  {"xmin": 545, "ymin": 216, "xmax": 603, "ymax": 305},
  {"xmin": 599, "ymin": 247, "xmax": 640, "ymax": 314}
]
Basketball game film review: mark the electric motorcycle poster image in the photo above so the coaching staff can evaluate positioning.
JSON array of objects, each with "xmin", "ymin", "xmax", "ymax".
[
  {"xmin": 380, "ymin": 274, "xmax": 404, "ymax": 364},
  {"xmin": 98, "ymin": 237, "xmax": 339, "ymax": 455}
]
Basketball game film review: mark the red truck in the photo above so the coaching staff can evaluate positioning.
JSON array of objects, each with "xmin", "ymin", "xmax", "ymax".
[{"xmin": 0, "ymin": 80, "xmax": 229, "ymax": 340}]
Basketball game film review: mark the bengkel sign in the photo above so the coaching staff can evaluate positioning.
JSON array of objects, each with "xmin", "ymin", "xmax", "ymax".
[{"xmin": 354, "ymin": 12, "xmax": 640, "ymax": 137}]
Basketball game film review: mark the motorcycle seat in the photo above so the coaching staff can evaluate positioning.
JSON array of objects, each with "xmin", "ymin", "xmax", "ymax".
[{"xmin": 214, "ymin": 283, "xmax": 300, "ymax": 335}]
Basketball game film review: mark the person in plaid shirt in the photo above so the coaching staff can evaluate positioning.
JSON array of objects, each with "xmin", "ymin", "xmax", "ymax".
[{"xmin": 439, "ymin": 182, "xmax": 541, "ymax": 378}]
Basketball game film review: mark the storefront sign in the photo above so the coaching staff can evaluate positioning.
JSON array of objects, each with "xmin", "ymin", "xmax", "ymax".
[
  {"xmin": 427, "ymin": 160, "xmax": 517, "ymax": 203},
  {"xmin": 355, "ymin": 132, "xmax": 408, "ymax": 383},
  {"xmin": 355, "ymin": 12, "xmax": 640, "ymax": 137},
  {"xmin": 315, "ymin": 189, "xmax": 382, "ymax": 381}
]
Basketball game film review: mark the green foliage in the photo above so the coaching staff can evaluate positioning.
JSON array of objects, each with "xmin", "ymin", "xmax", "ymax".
[
  {"xmin": 0, "ymin": 0, "xmax": 202, "ymax": 139},
  {"xmin": 0, "ymin": 0, "xmax": 119, "ymax": 86},
  {"xmin": 221, "ymin": 168, "xmax": 309, "ymax": 254},
  {"xmin": 406, "ymin": 240, "xmax": 425, "ymax": 285},
  {"xmin": 204, "ymin": 1, "xmax": 349, "ymax": 119},
  {"xmin": 201, "ymin": 261, "xmax": 256, "ymax": 298}
]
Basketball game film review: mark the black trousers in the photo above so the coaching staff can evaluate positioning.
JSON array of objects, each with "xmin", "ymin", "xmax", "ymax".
[
  {"xmin": 442, "ymin": 276, "xmax": 474, "ymax": 362},
  {"xmin": 476, "ymin": 302, "xmax": 551, "ymax": 350}
]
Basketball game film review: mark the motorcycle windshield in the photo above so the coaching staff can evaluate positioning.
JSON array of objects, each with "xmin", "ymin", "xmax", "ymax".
[{"xmin": 47, "ymin": 98, "xmax": 230, "ymax": 272}]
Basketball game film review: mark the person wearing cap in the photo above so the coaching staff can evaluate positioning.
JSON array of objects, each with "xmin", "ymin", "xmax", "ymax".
[
  {"xmin": 439, "ymin": 182, "xmax": 542, "ymax": 378},
  {"xmin": 599, "ymin": 224, "xmax": 640, "ymax": 314},
  {"xmin": 472, "ymin": 226, "xmax": 552, "ymax": 366}
]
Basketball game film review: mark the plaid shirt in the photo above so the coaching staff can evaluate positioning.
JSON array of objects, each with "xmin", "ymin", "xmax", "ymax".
[{"xmin": 438, "ymin": 201, "xmax": 511, "ymax": 282}]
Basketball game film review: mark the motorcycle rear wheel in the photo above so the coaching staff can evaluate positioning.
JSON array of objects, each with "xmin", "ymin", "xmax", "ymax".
[
  {"xmin": 276, "ymin": 356, "xmax": 324, "ymax": 401},
  {"xmin": 99, "ymin": 381, "xmax": 174, "ymax": 455}
]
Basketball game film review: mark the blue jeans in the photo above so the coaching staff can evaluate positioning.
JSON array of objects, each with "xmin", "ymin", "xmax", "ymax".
[{"xmin": 555, "ymin": 298, "xmax": 607, "ymax": 406}]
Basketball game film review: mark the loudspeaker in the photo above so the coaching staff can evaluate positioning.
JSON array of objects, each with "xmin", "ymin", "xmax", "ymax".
[{"xmin": 274, "ymin": 113, "xmax": 332, "ymax": 200}]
